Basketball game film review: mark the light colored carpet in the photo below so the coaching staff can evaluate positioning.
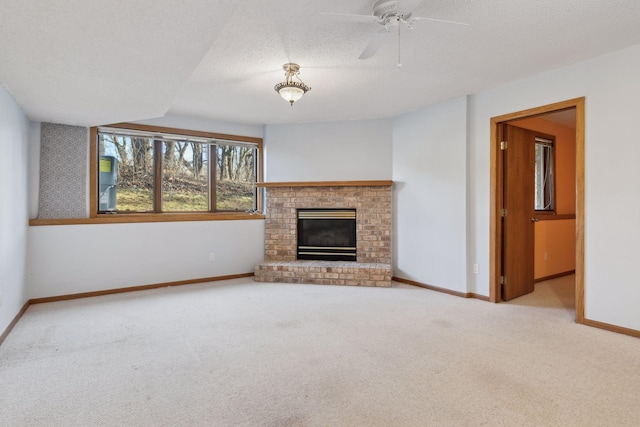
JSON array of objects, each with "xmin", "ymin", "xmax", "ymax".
[{"xmin": 1, "ymin": 276, "xmax": 639, "ymax": 426}]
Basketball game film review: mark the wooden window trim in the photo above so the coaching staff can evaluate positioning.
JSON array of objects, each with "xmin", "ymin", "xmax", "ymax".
[
  {"xmin": 85, "ymin": 123, "xmax": 264, "ymax": 224},
  {"xmin": 255, "ymin": 180, "xmax": 393, "ymax": 188},
  {"xmin": 89, "ymin": 128, "xmax": 98, "ymax": 218},
  {"xmin": 29, "ymin": 213, "xmax": 264, "ymax": 226},
  {"xmin": 536, "ymin": 213, "xmax": 576, "ymax": 221}
]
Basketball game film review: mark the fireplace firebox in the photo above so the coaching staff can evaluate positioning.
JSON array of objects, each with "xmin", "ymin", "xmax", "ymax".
[{"xmin": 297, "ymin": 209, "xmax": 356, "ymax": 261}]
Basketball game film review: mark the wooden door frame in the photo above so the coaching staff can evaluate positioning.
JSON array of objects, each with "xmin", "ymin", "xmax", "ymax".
[{"xmin": 489, "ymin": 97, "xmax": 585, "ymax": 323}]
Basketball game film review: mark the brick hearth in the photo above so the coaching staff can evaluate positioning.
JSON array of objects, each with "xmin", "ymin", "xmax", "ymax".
[{"xmin": 254, "ymin": 181, "xmax": 392, "ymax": 287}]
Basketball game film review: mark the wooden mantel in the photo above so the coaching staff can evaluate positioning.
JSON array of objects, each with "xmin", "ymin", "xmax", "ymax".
[{"xmin": 255, "ymin": 180, "xmax": 393, "ymax": 188}]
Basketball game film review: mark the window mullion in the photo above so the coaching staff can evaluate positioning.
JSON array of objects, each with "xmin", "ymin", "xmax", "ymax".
[
  {"xmin": 153, "ymin": 140, "xmax": 163, "ymax": 212},
  {"xmin": 210, "ymin": 143, "xmax": 217, "ymax": 213},
  {"xmin": 253, "ymin": 147, "xmax": 259, "ymax": 211}
]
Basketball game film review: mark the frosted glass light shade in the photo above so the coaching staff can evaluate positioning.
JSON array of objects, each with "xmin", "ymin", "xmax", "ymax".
[
  {"xmin": 278, "ymin": 85, "xmax": 305, "ymax": 105},
  {"xmin": 274, "ymin": 63, "xmax": 311, "ymax": 106}
]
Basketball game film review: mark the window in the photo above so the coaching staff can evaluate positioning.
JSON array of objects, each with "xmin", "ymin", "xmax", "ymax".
[
  {"xmin": 94, "ymin": 124, "xmax": 261, "ymax": 215},
  {"xmin": 534, "ymin": 137, "xmax": 554, "ymax": 211}
]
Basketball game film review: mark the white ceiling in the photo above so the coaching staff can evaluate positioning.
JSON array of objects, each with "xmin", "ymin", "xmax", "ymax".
[
  {"xmin": 2, "ymin": 0, "xmax": 640, "ymax": 127},
  {"xmin": 538, "ymin": 109, "xmax": 576, "ymax": 129}
]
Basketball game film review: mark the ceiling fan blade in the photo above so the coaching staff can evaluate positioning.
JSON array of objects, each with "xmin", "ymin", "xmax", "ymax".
[
  {"xmin": 359, "ymin": 29, "xmax": 392, "ymax": 60},
  {"xmin": 397, "ymin": 0, "xmax": 424, "ymax": 14},
  {"xmin": 319, "ymin": 12, "xmax": 378, "ymax": 23},
  {"xmin": 410, "ymin": 16, "xmax": 469, "ymax": 26}
]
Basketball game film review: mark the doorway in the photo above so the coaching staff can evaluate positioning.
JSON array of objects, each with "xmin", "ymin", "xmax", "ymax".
[{"xmin": 489, "ymin": 98, "xmax": 585, "ymax": 323}]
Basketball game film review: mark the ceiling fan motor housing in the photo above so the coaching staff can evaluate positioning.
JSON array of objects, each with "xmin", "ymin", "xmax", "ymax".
[{"xmin": 373, "ymin": 0, "xmax": 412, "ymax": 22}]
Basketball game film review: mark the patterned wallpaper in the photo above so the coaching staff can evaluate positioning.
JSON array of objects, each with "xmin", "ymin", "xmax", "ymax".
[{"xmin": 38, "ymin": 123, "xmax": 88, "ymax": 219}]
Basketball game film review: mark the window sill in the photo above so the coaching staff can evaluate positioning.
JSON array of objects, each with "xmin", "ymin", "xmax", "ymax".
[
  {"xmin": 535, "ymin": 213, "xmax": 576, "ymax": 221},
  {"xmin": 29, "ymin": 212, "xmax": 265, "ymax": 226}
]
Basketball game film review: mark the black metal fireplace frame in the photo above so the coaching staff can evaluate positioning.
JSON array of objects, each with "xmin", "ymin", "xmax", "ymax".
[{"xmin": 297, "ymin": 208, "xmax": 357, "ymax": 261}]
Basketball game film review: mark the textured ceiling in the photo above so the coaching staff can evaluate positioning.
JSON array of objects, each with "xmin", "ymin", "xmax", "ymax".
[{"xmin": 2, "ymin": 0, "xmax": 640, "ymax": 127}]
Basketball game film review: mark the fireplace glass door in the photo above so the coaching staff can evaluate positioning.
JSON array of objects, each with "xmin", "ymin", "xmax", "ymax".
[{"xmin": 297, "ymin": 209, "xmax": 356, "ymax": 261}]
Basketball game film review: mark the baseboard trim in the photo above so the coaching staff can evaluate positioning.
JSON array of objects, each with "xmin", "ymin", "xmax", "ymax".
[
  {"xmin": 468, "ymin": 292, "xmax": 490, "ymax": 301},
  {"xmin": 29, "ymin": 273, "xmax": 255, "ymax": 305},
  {"xmin": 393, "ymin": 277, "xmax": 490, "ymax": 301},
  {"xmin": 0, "ymin": 300, "xmax": 31, "ymax": 346},
  {"xmin": 534, "ymin": 270, "xmax": 575, "ymax": 283},
  {"xmin": 583, "ymin": 318, "xmax": 640, "ymax": 339}
]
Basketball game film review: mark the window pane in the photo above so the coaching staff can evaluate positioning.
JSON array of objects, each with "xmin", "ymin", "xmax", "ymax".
[
  {"xmin": 98, "ymin": 133, "xmax": 154, "ymax": 212},
  {"xmin": 162, "ymin": 141, "xmax": 209, "ymax": 212},
  {"xmin": 96, "ymin": 126, "xmax": 261, "ymax": 215},
  {"xmin": 534, "ymin": 141, "xmax": 554, "ymax": 211},
  {"xmin": 216, "ymin": 144, "xmax": 256, "ymax": 211}
]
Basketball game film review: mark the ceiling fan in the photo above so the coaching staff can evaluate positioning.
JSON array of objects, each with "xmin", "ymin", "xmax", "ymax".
[{"xmin": 321, "ymin": 0, "xmax": 468, "ymax": 64}]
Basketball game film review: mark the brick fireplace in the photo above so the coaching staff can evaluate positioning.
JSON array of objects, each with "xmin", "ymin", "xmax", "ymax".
[{"xmin": 254, "ymin": 181, "xmax": 392, "ymax": 287}]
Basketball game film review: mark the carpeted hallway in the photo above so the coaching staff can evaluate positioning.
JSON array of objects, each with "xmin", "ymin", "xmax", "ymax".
[{"xmin": 1, "ymin": 276, "xmax": 638, "ymax": 426}]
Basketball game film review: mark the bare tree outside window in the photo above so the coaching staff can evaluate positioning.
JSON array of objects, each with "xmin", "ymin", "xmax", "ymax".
[
  {"xmin": 216, "ymin": 143, "xmax": 256, "ymax": 211},
  {"xmin": 97, "ymin": 128, "xmax": 259, "ymax": 213},
  {"xmin": 162, "ymin": 141, "xmax": 209, "ymax": 211}
]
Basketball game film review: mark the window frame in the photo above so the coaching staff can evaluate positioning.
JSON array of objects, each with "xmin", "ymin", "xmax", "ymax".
[
  {"xmin": 89, "ymin": 123, "xmax": 263, "ymax": 222},
  {"xmin": 533, "ymin": 135, "xmax": 556, "ymax": 215}
]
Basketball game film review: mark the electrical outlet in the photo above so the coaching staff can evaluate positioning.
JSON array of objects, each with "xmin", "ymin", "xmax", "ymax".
[
  {"xmin": 0, "ymin": 292, "xmax": 3, "ymax": 306},
  {"xmin": 209, "ymin": 252, "xmax": 216, "ymax": 262},
  {"xmin": 544, "ymin": 252, "xmax": 548, "ymax": 260},
  {"xmin": 473, "ymin": 264, "xmax": 479, "ymax": 274}
]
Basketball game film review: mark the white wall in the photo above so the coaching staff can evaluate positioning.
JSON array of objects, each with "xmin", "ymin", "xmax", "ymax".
[
  {"xmin": 134, "ymin": 113, "xmax": 263, "ymax": 139},
  {"xmin": 467, "ymin": 44, "xmax": 640, "ymax": 330},
  {"xmin": 19, "ymin": 44, "xmax": 640, "ymax": 332},
  {"xmin": 392, "ymin": 97, "xmax": 468, "ymax": 292},
  {"xmin": 27, "ymin": 114, "xmax": 266, "ymax": 299},
  {"xmin": 27, "ymin": 220, "xmax": 264, "ymax": 298},
  {"xmin": 264, "ymin": 119, "xmax": 392, "ymax": 181},
  {"xmin": 0, "ymin": 86, "xmax": 32, "ymax": 333},
  {"xmin": 389, "ymin": 44, "xmax": 640, "ymax": 331}
]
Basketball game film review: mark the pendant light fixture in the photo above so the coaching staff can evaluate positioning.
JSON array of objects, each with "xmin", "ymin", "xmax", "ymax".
[{"xmin": 274, "ymin": 63, "xmax": 311, "ymax": 106}]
